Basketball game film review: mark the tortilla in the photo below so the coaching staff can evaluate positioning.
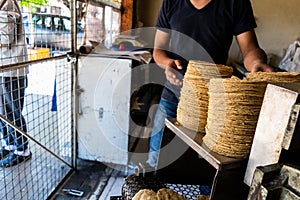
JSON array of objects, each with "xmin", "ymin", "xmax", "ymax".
[
  {"xmin": 132, "ymin": 189, "xmax": 158, "ymax": 200},
  {"xmin": 157, "ymin": 188, "xmax": 187, "ymax": 200}
]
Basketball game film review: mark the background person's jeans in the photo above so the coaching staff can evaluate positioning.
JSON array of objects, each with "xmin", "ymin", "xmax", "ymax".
[
  {"xmin": 147, "ymin": 98, "xmax": 178, "ymax": 169},
  {"xmin": 0, "ymin": 76, "xmax": 28, "ymax": 152}
]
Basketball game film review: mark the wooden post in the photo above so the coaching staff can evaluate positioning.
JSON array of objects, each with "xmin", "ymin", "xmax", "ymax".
[{"xmin": 121, "ymin": 0, "xmax": 133, "ymax": 32}]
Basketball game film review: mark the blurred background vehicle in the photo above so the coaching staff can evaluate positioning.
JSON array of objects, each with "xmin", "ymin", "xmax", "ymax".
[{"xmin": 23, "ymin": 13, "xmax": 84, "ymax": 51}]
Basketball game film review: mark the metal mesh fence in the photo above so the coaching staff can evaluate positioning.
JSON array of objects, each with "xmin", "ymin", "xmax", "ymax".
[
  {"xmin": 0, "ymin": 0, "xmax": 124, "ymax": 199},
  {"xmin": 0, "ymin": 57, "xmax": 74, "ymax": 199},
  {"xmin": 0, "ymin": 58, "xmax": 74, "ymax": 200},
  {"xmin": 0, "ymin": 0, "xmax": 75, "ymax": 197}
]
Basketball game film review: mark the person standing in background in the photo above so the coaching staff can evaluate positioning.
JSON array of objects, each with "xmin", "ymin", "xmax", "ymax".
[
  {"xmin": 0, "ymin": 0, "xmax": 31, "ymax": 167},
  {"xmin": 85, "ymin": 4, "xmax": 104, "ymax": 47}
]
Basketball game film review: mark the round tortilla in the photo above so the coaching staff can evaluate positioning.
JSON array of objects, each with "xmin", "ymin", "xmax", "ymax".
[
  {"xmin": 132, "ymin": 189, "xmax": 158, "ymax": 200},
  {"xmin": 156, "ymin": 188, "xmax": 186, "ymax": 200}
]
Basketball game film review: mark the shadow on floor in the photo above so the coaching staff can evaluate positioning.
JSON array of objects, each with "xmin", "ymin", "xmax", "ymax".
[{"xmin": 49, "ymin": 159, "xmax": 115, "ymax": 200}]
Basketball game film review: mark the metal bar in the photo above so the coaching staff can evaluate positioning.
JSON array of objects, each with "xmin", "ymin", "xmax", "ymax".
[
  {"xmin": 282, "ymin": 104, "xmax": 300, "ymax": 150},
  {"xmin": 71, "ymin": 53, "xmax": 79, "ymax": 169},
  {"xmin": 0, "ymin": 54, "xmax": 67, "ymax": 71},
  {"xmin": 67, "ymin": 2, "xmax": 80, "ymax": 166},
  {"xmin": 70, "ymin": 0, "xmax": 77, "ymax": 53},
  {"xmin": 231, "ymin": 61, "xmax": 247, "ymax": 78},
  {"xmin": 0, "ymin": 114, "xmax": 75, "ymax": 170}
]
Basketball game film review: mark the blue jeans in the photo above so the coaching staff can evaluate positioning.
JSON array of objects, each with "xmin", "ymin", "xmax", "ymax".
[
  {"xmin": 0, "ymin": 76, "xmax": 28, "ymax": 152},
  {"xmin": 147, "ymin": 98, "xmax": 178, "ymax": 168}
]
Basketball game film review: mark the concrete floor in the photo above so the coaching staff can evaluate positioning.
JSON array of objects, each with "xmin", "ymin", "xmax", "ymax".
[
  {"xmin": 49, "ymin": 159, "xmax": 125, "ymax": 200},
  {"xmin": 0, "ymin": 93, "xmax": 72, "ymax": 200}
]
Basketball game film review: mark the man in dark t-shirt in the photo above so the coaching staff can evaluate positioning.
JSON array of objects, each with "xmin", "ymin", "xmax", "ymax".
[{"xmin": 146, "ymin": 0, "xmax": 274, "ymax": 169}]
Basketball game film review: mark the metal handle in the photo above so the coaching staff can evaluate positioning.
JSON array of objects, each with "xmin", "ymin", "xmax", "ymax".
[{"xmin": 62, "ymin": 189, "xmax": 84, "ymax": 197}]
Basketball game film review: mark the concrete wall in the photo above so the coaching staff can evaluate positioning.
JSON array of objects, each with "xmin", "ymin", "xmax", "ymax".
[
  {"xmin": 136, "ymin": 0, "xmax": 162, "ymax": 27},
  {"xmin": 133, "ymin": 0, "xmax": 162, "ymax": 47},
  {"xmin": 252, "ymin": 0, "xmax": 300, "ymax": 58}
]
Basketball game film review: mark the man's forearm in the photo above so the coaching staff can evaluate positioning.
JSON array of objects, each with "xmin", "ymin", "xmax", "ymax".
[
  {"xmin": 153, "ymin": 49, "xmax": 175, "ymax": 70},
  {"xmin": 243, "ymin": 48, "xmax": 272, "ymax": 72}
]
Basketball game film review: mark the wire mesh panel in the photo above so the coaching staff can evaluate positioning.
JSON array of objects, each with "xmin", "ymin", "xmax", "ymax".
[
  {"xmin": 0, "ymin": 0, "xmax": 75, "ymax": 199},
  {"xmin": 0, "ymin": 58, "xmax": 74, "ymax": 200}
]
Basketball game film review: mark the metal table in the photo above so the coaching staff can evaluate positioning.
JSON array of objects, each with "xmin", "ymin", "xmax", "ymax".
[{"xmin": 165, "ymin": 118, "xmax": 249, "ymax": 200}]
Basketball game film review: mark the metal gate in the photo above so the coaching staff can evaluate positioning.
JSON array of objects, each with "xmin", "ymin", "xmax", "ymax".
[
  {"xmin": 0, "ymin": 0, "xmax": 77, "ymax": 198},
  {"xmin": 0, "ymin": 56, "xmax": 75, "ymax": 200}
]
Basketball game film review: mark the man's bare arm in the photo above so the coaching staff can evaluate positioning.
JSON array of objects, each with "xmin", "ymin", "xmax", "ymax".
[
  {"xmin": 236, "ymin": 30, "xmax": 274, "ymax": 72},
  {"xmin": 153, "ymin": 29, "xmax": 183, "ymax": 85}
]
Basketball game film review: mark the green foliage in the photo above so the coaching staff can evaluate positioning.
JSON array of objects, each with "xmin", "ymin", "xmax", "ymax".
[{"xmin": 20, "ymin": 0, "xmax": 48, "ymax": 7}]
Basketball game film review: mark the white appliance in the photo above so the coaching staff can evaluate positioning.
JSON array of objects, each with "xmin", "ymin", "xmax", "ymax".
[{"xmin": 77, "ymin": 55, "xmax": 132, "ymax": 165}]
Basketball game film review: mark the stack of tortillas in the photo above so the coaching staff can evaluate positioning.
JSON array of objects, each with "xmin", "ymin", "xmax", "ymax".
[
  {"xmin": 246, "ymin": 71, "xmax": 300, "ymax": 82},
  {"xmin": 202, "ymin": 76, "xmax": 267, "ymax": 158},
  {"xmin": 177, "ymin": 60, "xmax": 233, "ymax": 132},
  {"xmin": 203, "ymin": 72, "xmax": 300, "ymax": 158}
]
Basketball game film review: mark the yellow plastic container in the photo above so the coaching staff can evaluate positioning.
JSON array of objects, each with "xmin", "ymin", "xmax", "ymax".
[{"xmin": 28, "ymin": 48, "xmax": 50, "ymax": 60}]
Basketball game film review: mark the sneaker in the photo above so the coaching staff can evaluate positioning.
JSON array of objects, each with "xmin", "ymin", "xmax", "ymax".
[
  {"xmin": 0, "ymin": 152, "xmax": 32, "ymax": 167},
  {"xmin": 0, "ymin": 149, "xmax": 11, "ymax": 159}
]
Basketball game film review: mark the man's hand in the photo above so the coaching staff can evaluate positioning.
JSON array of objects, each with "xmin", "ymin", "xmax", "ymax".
[
  {"xmin": 236, "ymin": 30, "xmax": 274, "ymax": 73},
  {"xmin": 153, "ymin": 30, "xmax": 184, "ymax": 86},
  {"xmin": 249, "ymin": 63, "xmax": 274, "ymax": 72},
  {"xmin": 165, "ymin": 59, "xmax": 183, "ymax": 86}
]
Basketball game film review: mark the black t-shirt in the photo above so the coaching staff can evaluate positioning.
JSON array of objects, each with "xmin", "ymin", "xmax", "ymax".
[{"xmin": 156, "ymin": 0, "xmax": 257, "ymax": 102}]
